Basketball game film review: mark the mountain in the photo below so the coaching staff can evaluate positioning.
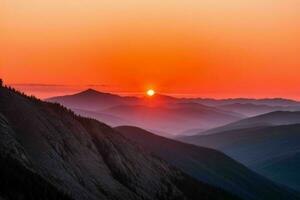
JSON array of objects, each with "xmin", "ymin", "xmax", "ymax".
[
  {"xmin": 47, "ymin": 89, "xmax": 139, "ymax": 110},
  {"xmin": 104, "ymin": 104, "xmax": 242, "ymax": 136},
  {"xmin": 179, "ymin": 124, "xmax": 300, "ymax": 191},
  {"xmin": 217, "ymin": 103, "xmax": 300, "ymax": 117},
  {"xmin": 187, "ymin": 98, "xmax": 300, "ymax": 107},
  {"xmin": 47, "ymin": 90, "xmax": 243, "ymax": 136},
  {"xmin": 46, "ymin": 89, "xmax": 177, "ymax": 111},
  {"xmin": 0, "ymin": 113, "xmax": 71, "ymax": 200},
  {"xmin": 195, "ymin": 111, "xmax": 300, "ymax": 135},
  {"xmin": 115, "ymin": 126, "xmax": 300, "ymax": 200},
  {"xmin": 72, "ymin": 108, "xmax": 131, "ymax": 127},
  {"xmin": 179, "ymin": 128, "xmax": 206, "ymax": 136},
  {"xmin": 0, "ymin": 86, "xmax": 239, "ymax": 200}
]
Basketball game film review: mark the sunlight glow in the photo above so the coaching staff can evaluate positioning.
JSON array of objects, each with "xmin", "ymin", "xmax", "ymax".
[{"xmin": 147, "ymin": 89, "xmax": 155, "ymax": 96}]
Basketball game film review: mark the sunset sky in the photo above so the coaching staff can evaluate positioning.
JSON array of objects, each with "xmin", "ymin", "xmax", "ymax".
[{"xmin": 1, "ymin": 0, "xmax": 300, "ymax": 99}]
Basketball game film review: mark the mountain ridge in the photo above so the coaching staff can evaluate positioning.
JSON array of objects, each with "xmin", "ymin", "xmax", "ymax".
[
  {"xmin": 178, "ymin": 123, "xmax": 300, "ymax": 191},
  {"xmin": 0, "ymin": 86, "xmax": 239, "ymax": 200},
  {"xmin": 47, "ymin": 89, "xmax": 244, "ymax": 136},
  {"xmin": 115, "ymin": 125, "xmax": 300, "ymax": 200},
  {"xmin": 192, "ymin": 110, "xmax": 300, "ymax": 136}
]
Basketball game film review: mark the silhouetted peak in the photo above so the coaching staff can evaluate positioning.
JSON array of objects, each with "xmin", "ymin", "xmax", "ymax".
[
  {"xmin": 81, "ymin": 88, "xmax": 100, "ymax": 94},
  {"xmin": 76, "ymin": 88, "xmax": 114, "ymax": 97}
]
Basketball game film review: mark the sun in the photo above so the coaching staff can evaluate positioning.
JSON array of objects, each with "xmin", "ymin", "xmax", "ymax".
[{"xmin": 146, "ymin": 89, "xmax": 155, "ymax": 96}]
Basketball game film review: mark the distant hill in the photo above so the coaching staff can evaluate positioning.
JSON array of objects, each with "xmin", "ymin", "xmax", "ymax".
[
  {"xmin": 195, "ymin": 111, "xmax": 300, "ymax": 135},
  {"xmin": 48, "ymin": 91, "xmax": 300, "ymax": 110},
  {"xmin": 47, "ymin": 89, "xmax": 243, "ymax": 136},
  {"xmin": 72, "ymin": 108, "xmax": 131, "ymax": 127},
  {"xmin": 179, "ymin": 128, "xmax": 206, "ymax": 136},
  {"xmin": 0, "ymin": 86, "xmax": 239, "ymax": 200},
  {"xmin": 217, "ymin": 103, "xmax": 300, "ymax": 117},
  {"xmin": 116, "ymin": 126, "xmax": 299, "ymax": 200},
  {"xmin": 104, "ymin": 104, "xmax": 242, "ymax": 135},
  {"xmin": 47, "ymin": 89, "xmax": 139, "ymax": 110},
  {"xmin": 179, "ymin": 124, "xmax": 300, "ymax": 191},
  {"xmin": 187, "ymin": 98, "xmax": 300, "ymax": 107}
]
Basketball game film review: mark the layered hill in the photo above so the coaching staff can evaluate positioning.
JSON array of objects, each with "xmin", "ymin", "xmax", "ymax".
[
  {"xmin": 189, "ymin": 98, "xmax": 300, "ymax": 107},
  {"xmin": 46, "ymin": 89, "xmax": 139, "ymax": 111},
  {"xmin": 179, "ymin": 124, "xmax": 300, "ymax": 191},
  {"xmin": 0, "ymin": 86, "xmax": 238, "ymax": 200},
  {"xmin": 47, "ymin": 89, "xmax": 243, "ymax": 136},
  {"xmin": 116, "ymin": 126, "xmax": 300, "ymax": 200},
  {"xmin": 104, "ymin": 104, "xmax": 241, "ymax": 135},
  {"xmin": 196, "ymin": 111, "xmax": 300, "ymax": 135},
  {"xmin": 71, "ymin": 108, "xmax": 131, "ymax": 127},
  {"xmin": 217, "ymin": 103, "xmax": 300, "ymax": 117}
]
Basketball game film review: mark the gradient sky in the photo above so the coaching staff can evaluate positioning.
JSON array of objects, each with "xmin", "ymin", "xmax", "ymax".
[{"xmin": 1, "ymin": 0, "xmax": 300, "ymax": 98}]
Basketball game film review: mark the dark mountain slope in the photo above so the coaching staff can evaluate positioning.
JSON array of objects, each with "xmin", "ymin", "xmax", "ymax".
[
  {"xmin": 0, "ymin": 153, "xmax": 71, "ymax": 200},
  {"xmin": 116, "ymin": 126, "xmax": 300, "ymax": 200},
  {"xmin": 179, "ymin": 124, "xmax": 300, "ymax": 191},
  {"xmin": 0, "ymin": 114, "xmax": 71, "ymax": 200},
  {"xmin": 257, "ymin": 152, "xmax": 300, "ymax": 192},
  {"xmin": 0, "ymin": 86, "xmax": 237, "ymax": 200}
]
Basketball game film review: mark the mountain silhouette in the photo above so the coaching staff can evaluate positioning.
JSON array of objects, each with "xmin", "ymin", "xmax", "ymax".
[
  {"xmin": 47, "ymin": 89, "xmax": 139, "ymax": 110},
  {"xmin": 189, "ymin": 98, "xmax": 300, "ymax": 107},
  {"xmin": 47, "ymin": 89, "xmax": 243, "ymax": 136},
  {"xmin": 116, "ymin": 126, "xmax": 300, "ymax": 200},
  {"xmin": 190, "ymin": 111, "xmax": 300, "ymax": 135},
  {"xmin": 0, "ymin": 86, "xmax": 240, "ymax": 200},
  {"xmin": 217, "ymin": 103, "xmax": 300, "ymax": 117},
  {"xmin": 179, "ymin": 123, "xmax": 300, "ymax": 192}
]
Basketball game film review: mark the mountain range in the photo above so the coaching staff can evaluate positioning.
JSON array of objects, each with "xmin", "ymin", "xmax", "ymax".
[
  {"xmin": 196, "ymin": 111, "xmax": 300, "ymax": 135},
  {"xmin": 116, "ymin": 126, "xmax": 299, "ymax": 200},
  {"xmin": 0, "ymin": 86, "xmax": 238, "ymax": 200},
  {"xmin": 1, "ymin": 86, "xmax": 300, "ymax": 199},
  {"xmin": 216, "ymin": 103, "xmax": 300, "ymax": 117},
  {"xmin": 179, "ymin": 111, "xmax": 300, "ymax": 191},
  {"xmin": 47, "ymin": 89, "xmax": 300, "ymax": 136},
  {"xmin": 188, "ymin": 98, "xmax": 300, "ymax": 107},
  {"xmin": 47, "ymin": 89, "xmax": 244, "ymax": 136}
]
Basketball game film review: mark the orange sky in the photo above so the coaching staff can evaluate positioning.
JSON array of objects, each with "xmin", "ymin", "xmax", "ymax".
[{"xmin": 1, "ymin": 0, "xmax": 300, "ymax": 99}]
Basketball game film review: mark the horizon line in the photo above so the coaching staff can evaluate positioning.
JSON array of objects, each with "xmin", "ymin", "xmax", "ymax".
[{"xmin": 5, "ymin": 83, "xmax": 300, "ymax": 101}]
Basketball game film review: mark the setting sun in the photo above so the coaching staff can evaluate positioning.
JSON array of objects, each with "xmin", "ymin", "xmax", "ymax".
[{"xmin": 147, "ymin": 89, "xmax": 155, "ymax": 96}]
